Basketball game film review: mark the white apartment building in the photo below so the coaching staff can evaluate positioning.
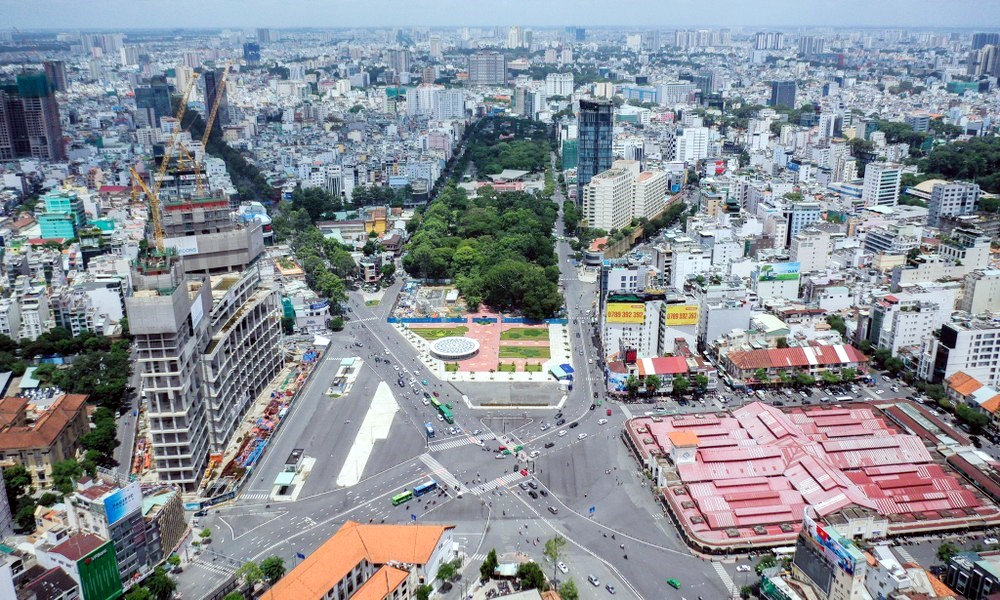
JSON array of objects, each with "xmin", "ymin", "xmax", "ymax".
[
  {"xmin": 670, "ymin": 244, "xmax": 712, "ymax": 289},
  {"xmin": 918, "ymin": 317, "xmax": 1000, "ymax": 388},
  {"xmin": 868, "ymin": 297, "xmax": 940, "ymax": 355},
  {"xmin": 0, "ymin": 299, "xmax": 20, "ymax": 339},
  {"xmin": 960, "ymin": 269, "xmax": 1000, "ymax": 314},
  {"xmin": 862, "ymin": 162, "xmax": 902, "ymax": 207},
  {"xmin": 545, "ymin": 72, "xmax": 574, "ymax": 97},
  {"xmin": 928, "ymin": 181, "xmax": 980, "ymax": 227},
  {"xmin": 790, "ymin": 228, "xmax": 832, "ymax": 274},
  {"xmin": 634, "ymin": 170, "xmax": 668, "ymax": 220},
  {"xmin": 582, "ymin": 160, "xmax": 666, "ymax": 232},
  {"xmin": 674, "ymin": 127, "xmax": 709, "ymax": 162}
]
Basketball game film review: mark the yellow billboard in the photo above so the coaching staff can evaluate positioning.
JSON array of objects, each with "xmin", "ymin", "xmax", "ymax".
[
  {"xmin": 666, "ymin": 304, "xmax": 699, "ymax": 326},
  {"xmin": 605, "ymin": 303, "xmax": 645, "ymax": 324}
]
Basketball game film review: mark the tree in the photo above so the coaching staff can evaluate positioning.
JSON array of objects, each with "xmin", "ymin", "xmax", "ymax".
[
  {"xmin": 415, "ymin": 584, "xmax": 433, "ymax": 600},
  {"xmin": 144, "ymin": 567, "xmax": 177, "ymax": 600},
  {"xmin": 125, "ymin": 588, "xmax": 154, "ymax": 600},
  {"xmin": 644, "ymin": 374, "xmax": 662, "ymax": 395},
  {"xmin": 672, "ymin": 375, "xmax": 690, "ymax": 395},
  {"xmin": 624, "ymin": 375, "xmax": 640, "ymax": 398},
  {"xmin": 329, "ymin": 316, "xmax": 345, "ymax": 331},
  {"xmin": 516, "ymin": 561, "xmax": 547, "ymax": 591},
  {"xmin": 694, "ymin": 373, "xmax": 709, "ymax": 392},
  {"xmin": 3, "ymin": 464, "xmax": 31, "ymax": 500},
  {"xmin": 826, "ymin": 314, "xmax": 847, "ymax": 338},
  {"xmin": 236, "ymin": 561, "xmax": 263, "ymax": 586},
  {"xmin": 222, "ymin": 593, "xmax": 245, "ymax": 600},
  {"xmin": 841, "ymin": 368, "xmax": 857, "ymax": 382},
  {"xmin": 937, "ymin": 542, "xmax": 960, "ymax": 563},
  {"xmin": 480, "ymin": 549, "xmax": 499, "ymax": 582},
  {"xmin": 740, "ymin": 585, "xmax": 754, "ymax": 599},
  {"xmin": 261, "ymin": 556, "xmax": 286, "ymax": 584},
  {"xmin": 166, "ymin": 555, "xmax": 181, "ymax": 567},
  {"xmin": 821, "ymin": 371, "xmax": 840, "ymax": 384},
  {"xmin": 380, "ymin": 263, "xmax": 396, "ymax": 280},
  {"xmin": 199, "ymin": 527, "xmax": 212, "ymax": 539},
  {"xmin": 543, "ymin": 536, "xmax": 567, "ymax": 584},
  {"xmin": 560, "ymin": 578, "xmax": 580, "ymax": 600},
  {"xmin": 436, "ymin": 560, "xmax": 457, "ymax": 583},
  {"xmin": 38, "ymin": 492, "xmax": 59, "ymax": 507},
  {"xmin": 14, "ymin": 499, "xmax": 36, "ymax": 532},
  {"xmin": 754, "ymin": 368, "xmax": 769, "ymax": 384},
  {"xmin": 755, "ymin": 554, "xmax": 777, "ymax": 575},
  {"xmin": 794, "ymin": 372, "xmax": 816, "ymax": 387},
  {"xmin": 51, "ymin": 459, "xmax": 82, "ymax": 495}
]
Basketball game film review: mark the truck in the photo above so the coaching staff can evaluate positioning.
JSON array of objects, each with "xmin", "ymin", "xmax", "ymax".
[{"xmin": 424, "ymin": 423, "xmax": 435, "ymax": 438}]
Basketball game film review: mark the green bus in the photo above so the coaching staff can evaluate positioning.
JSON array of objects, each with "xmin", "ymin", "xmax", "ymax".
[
  {"xmin": 392, "ymin": 490, "xmax": 414, "ymax": 506},
  {"xmin": 439, "ymin": 406, "xmax": 454, "ymax": 424}
]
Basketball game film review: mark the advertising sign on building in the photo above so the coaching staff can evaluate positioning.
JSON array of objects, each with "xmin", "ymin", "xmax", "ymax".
[
  {"xmin": 757, "ymin": 261, "xmax": 801, "ymax": 282},
  {"xmin": 103, "ymin": 482, "xmax": 142, "ymax": 526},
  {"xmin": 78, "ymin": 540, "xmax": 124, "ymax": 600},
  {"xmin": 665, "ymin": 304, "xmax": 700, "ymax": 326},
  {"xmin": 605, "ymin": 303, "xmax": 645, "ymax": 324},
  {"xmin": 163, "ymin": 235, "xmax": 200, "ymax": 256},
  {"xmin": 803, "ymin": 509, "xmax": 860, "ymax": 576}
]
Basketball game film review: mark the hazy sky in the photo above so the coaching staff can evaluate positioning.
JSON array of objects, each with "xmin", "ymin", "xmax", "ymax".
[{"xmin": 0, "ymin": 0, "xmax": 996, "ymax": 30}]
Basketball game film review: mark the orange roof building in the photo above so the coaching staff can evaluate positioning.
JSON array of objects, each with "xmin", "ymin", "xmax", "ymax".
[
  {"xmin": 261, "ymin": 520, "xmax": 455, "ymax": 600},
  {"xmin": 946, "ymin": 371, "xmax": 983, "ymax": 399},
  {"xmin": 0, "ymin": 394, "xmax": 89, "ymax": 486}
]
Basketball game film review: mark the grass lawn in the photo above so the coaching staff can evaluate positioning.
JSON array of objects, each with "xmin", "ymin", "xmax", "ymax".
[
  {"xmin": 499, "ymin": 345, "xmax": 551, "ymax": 359},
  {"xmin": 364, "ymin": 300, "xmax": 379, "ymax": 306},
  {"xmin": 497, "ymin": 362, "xmax": 517, "ymax": 373},
  {"xmin": 524, "ymin": 363, "xmax": 543, "ymax": 372},
  {"xmin": 500, "ymin": 328, "xmax": 549, "ymax": 341},
  {"xmin": 412, "ymin": 326, "xmax": 470, "ymax": 340},
  {"xmin": 444, "ymin": 363, "xmax": 459, "ymax": 372}
]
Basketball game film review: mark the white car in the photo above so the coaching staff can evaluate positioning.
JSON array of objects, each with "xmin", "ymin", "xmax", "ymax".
[
  {"xmin": 422, "ymin": 399, "xmax": 430, "ymax": 406},
  {"xmin": 577, "ymin": 433, "xmax": 588, "ymax": 440},
  {"xmin": 736, "ymin": 565, "xmax": 751, "ymax": 573},
  {"xmin": 495, "ymin": 453, "xmax": 507, "ymax": 459},
  {"xmin": 529, "ymin": 450, "xmax": 541, "ymax": 458},
  {"xmin": 384, "ymin": 348, "xmax": 390, "ymax": 354},
  {"xmin": 557, "ymin": 562, "xmax": 568, "ymax": 573},
  {"xmin": 558, "ymin": 430, "xmax": 568, "ymax": 437},
  {"xmin": 598, "ymin": 418, "xmax": 608, "ymax": 425},
  {"xmin": 986, "ymin": 537, "xmax": 999, "ymax": 545},
  {"xmin": 437, "ymin": 414, "xmax": 444, "ymax": 421}
]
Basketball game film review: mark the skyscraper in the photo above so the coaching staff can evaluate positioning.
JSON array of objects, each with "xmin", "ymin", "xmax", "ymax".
[
  {"xmin": 577, "ymin": 99, "xmax": 614, "ymax": 201},
  {"xmin": 256, "ymin": 28, "xmax": 272, "ymax": 44},
  {"xmin": 243, "ymin": 41, "xmax": 261, "ymax": 65},
  {"xmin": 0, "ymin": 71, "xmax": 65, "ymax": 161},
  {"xmin": 769, "ymin": 80, "xmax": 797, "ymax": 109},
  {"xmin": 43, "ymin": 60, "xmax": 68, "ymax": 92},
  {"xmin": 862, "ymin": 162, "xmax": 902, "ymax": 207},
  {"xmin": 972, "ymin": 32, "xmax": 1000, "ymax": 50},
  {"xmin": 134, "ymin": 78, "xmax": 172, "ymax": 129},
  {"xmin": 468, "ymin": 52, "xmax": 506, "ymax": 85},
  {"xmin": 202, "ymin": 69, "xmax": 230, "ymax": 130}
]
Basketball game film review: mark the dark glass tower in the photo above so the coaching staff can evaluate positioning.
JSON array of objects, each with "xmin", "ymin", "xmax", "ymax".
[
  {"xmin": 769, "ymin": 80, "xmax": 797, "ymax": 109},
  {"xmin": 576, "ymin": 99, "xmax": 613, "ymax": 202},
  {"xmin": 135, "ymin": 78, "xmax": 172, "ymax": 128},
  {"xmin": 203, "ymin": 69, "xmax": 230, "ymax": 130}
]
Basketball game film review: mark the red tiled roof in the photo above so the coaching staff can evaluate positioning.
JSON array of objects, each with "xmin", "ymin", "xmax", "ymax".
[
  {"xmin": 638, "ymin": 356, "xmax": 688, "ymax": 376},
  {"xmin": 50, "ymin": 533, "xmax": 105, "ymax": 561},
  {"xmin": 728, "ymin": 344, "xmax": 867, "ymax": 370}
]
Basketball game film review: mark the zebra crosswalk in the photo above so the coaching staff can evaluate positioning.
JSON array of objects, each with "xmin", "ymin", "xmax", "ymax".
[
  {"xmin": 469, "ymin": 553, "xmax": 486, "ymax": 563},
  {"xmin": 239, "ymin": 491, "xmax": 270, "ymax": 503},
  {"xmin": 894, "ymin": 546, "xmax": 917, "ymax": 566},
  {"xmin": 428, "ymin": 433, "xmax": 496, "ymax": 452},
  {"xmin": 193, "ymin": 560, "xmax": 236, "ymax": 577},
  {"xmin": 711, "ymin": 562, "xmax": 739, "ymax": 600},
  {"xmin": 468, "ymin": 472, "xmax": 524, "ymax": 496},
  {"xmin": 419, "ymin": 454, "xmax": 467, "ymax": 495}
]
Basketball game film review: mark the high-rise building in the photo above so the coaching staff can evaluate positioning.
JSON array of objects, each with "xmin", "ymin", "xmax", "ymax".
[
  {"xmin": 202, "ymin": 69, "xmax": 230, "ymax": 130},
  {"xmin": 577, "ymin": 99, "xmax": 614, "ymax": 201},
  {"xmin": 507, "ymin": 26, "xmax": 523, "ymax": 49},
  {"xmin": 256, "ymin": 28, "xmax": 272, "ymax": 44},
  {"xmin": 429, "ymin": 35, "xmax": 443, "ymax": 60},
  {"xmin": 575, "ymin": 28, "xmax": 586, "ymax": 42},
  {"xmin": 134, "ymin": 78, "xmax": 172, "ymax": 129},
  {"xmin": 0, "ymin": 71, "xmax": 65, "ymax": 161},
  {"xmin": 242, "ymin": 41, "xmax": 260, "ymax": 65},
  {"xmin": 861, "ymin": 162, "xmax": 902, "ymax": 207},
  {"xmin": 387, "ymin": 48, "xmax": 411, "ymax": 76},
  {"xmin": 972, "ymin": 32, "xmax": 1000, "ymax": 50},
  {"xmin": 798, "ymin": 35, "xmax": 825, "ymax": 56},
  {"xmin": 769, "ymin": 80, "xmax": 797, "ymax": 109},
  {"xmin": 467, "ymin": 52, "xmax": 506, "ymax": 85},
  {"xmin": 120, "ymin": 45, "xmax": 140, "ymax": 67},
  {"xmin": 928, "ymin": 181, "xmax": 981, "ymax": 227},
  {"xmin": 544, "ymin": 72, "xmax": 574, "ymax": 97},
  {"xmin": 43, "ymin": 60, "xmax": 68, "ymax": 92}
]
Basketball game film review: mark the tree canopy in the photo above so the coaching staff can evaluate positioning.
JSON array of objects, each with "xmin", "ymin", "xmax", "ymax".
[
  {"xmin": 403, "ymin": 185, "xmax": 562, "ymax": 320},
  {"xmin": 919, "ymin": 136, "xmax": 1000, "ymax": 193}
]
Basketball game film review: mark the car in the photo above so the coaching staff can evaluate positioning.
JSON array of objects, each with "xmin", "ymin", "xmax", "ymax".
[
  {"xmin": 558, "ymin": 430, "xmax": 568, "ymax": 437},
  {"xmin": 472, "ymin": 429, "xmax": 482, "ymax": 435},
  {"xmin": 423, "ymin": 391, "xmax": 431, "ymax": 398},
  {"xmin": 539, "ymin": 489, "xmax": 548, "ymax": 496},
  {"xmin": 544, "ymin": 442, "xmax": 555, "ymax": 448},
  {"xmin": 422, "ymin": 399, "xmax": 430, "ymax": 406},
  {"xmin": 548, "ymin": 506, "xmax": 559, "ymax": 514},
  {"xmin": 393, "ymin": 365, "xmax": 400, "ymax": 371},
  {"xmin": 437, "ymin": 414, "xmax": 444, "ymax": 421},
  {"xmin": 598, "ymin": 418, "xmax": 608, "ymax": 425},
  {"xmin": 171, "ymin": 566, "xmax": 183, "ymax": 574},
  {"xmin": 354, "ymin": 341, "xmax": 364, "ymax": 347},
  {"xmin": 593, "ymin": 392, "xmax": 599, "ymax": 399},
  {"xmin": 986, "ymin": 537, "xmax": 999, "ymax": 545},
  {"xmin": 528, "ymin": 490, "xmax": 538, "ymax": 499},
  {"xmin": 590, "ymin": 403, "xmax": 596, "ymax": 410},
  {"xmin": 588, "ymin": 575, "xmax": 600, "ymax": 586},
  {"xmin": 876, "ymin": 389, "xmax": 885, "ymax": 394},
  {"xmin": 433, "ymin": 391, "xmax": 440, "ymax": 397},
  {"xmin": 476, "ymin": 440, "xmax": 486, "ymax": 447},
  {"xmin": 554, "ymin": 412, "xmax": 564, "ymax": 420},
  {"xmin": 520, "ymin": 469, "xmax": 528, "ymax": 476},
  {"xmin": 577, "ymin": 433, "xmax": 588, "ymax": 440},
  {"xmin": 606, "ymin": 584, "xmax": 616, "ymax": 594},
  {"xmin": 384, "ymin": 349, "xmax": 390, "ymax": 354},
  {"xmin": 529, "ymin": 450, "xmax": 541, "ymax": 458},
  {"xmin": 495, "ymin": 454, "xmax": 507, "ymax": 459},
  {"xmin": 569, "ymin": 422, "xmax": 579, "ymax": 429},
  {"xmin": 557, "ymin": 562, "xmax": 568, "ymax": 574},
  {"xmin": 519, "ymin": 482, "xmax": 529, "ymax": 490},
  {"xmin": 589, "ymin": 358, "xmax": 594, "ymax": 364},
  {"xmin": 736, "ymin": 565, "xmax": 751, "ymax": 573},
  {"xmin": 667, "ymin": 578, "xmax": 681, "ymax": 589},
  {"xmin": 540, "ymin": 424, "xmax": 549, "ymax": 431},
  {"xmin": 556, "ymin": 419, "xmax": 566, "ymax": 426},
  {"xmin": 528, "ymin": 481, "xmax": 538, "ymax": 489},
  {"xmin": 194, "ymin": 510, "xmax": 208, "ymax": 517}
]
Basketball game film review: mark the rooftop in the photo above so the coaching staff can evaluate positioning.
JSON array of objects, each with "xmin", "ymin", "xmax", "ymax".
[
  {"xmin": 0, "ymin": 394, "xmax": 88, "ymax": 452},
  {"xmin": 49, "ymin": 533, "xmax": 105, "ymax": 562}
]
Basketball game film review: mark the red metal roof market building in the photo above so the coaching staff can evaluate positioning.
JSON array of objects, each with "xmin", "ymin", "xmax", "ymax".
[{"xmin": 625, "ymin": 401, "xmax": 1000, "ymax": 550}]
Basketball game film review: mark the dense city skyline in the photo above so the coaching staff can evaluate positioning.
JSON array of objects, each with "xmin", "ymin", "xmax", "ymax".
[{"xmin": 1, "ymin": 0, "xmax": 998, "ymax": 29}]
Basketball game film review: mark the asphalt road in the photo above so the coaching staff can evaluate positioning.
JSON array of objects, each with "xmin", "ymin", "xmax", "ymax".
[{"xmin": 175, "ymin": 178, "xmax": 733, "ymax": 600}]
